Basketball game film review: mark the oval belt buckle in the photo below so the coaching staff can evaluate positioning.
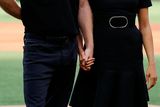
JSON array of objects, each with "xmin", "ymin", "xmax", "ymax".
[{"xmin": 109, "ymin": 16, "xmax": 128, "ymax": 29}]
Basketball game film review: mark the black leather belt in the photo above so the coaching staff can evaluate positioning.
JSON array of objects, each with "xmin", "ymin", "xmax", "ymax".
[{"xmin": 24, "ymin": 33, "xmax": 74, "ymax": 44}]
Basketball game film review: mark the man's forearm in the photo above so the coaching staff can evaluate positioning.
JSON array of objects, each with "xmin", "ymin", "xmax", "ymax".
[
  {"xmin": 0, "ymin": 0, "xmax": 21, "ymax": 19},
  {"xmin": 76, "ymin": 33, "xmax": 84, "ymax": 55},
  {"xmin": 78, "ymin": 0, "xmax": 93, "ymax": 49}
]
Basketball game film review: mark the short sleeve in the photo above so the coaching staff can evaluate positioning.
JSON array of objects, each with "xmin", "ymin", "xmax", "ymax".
[{"xmin": 139, "ymin": 0, "xmax": 152, "ymax": 8}]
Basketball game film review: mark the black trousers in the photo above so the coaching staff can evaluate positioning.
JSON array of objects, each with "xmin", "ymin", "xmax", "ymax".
[{"xmin": 23, "ymin": 33, "xmax": 77, "ymax": 107}]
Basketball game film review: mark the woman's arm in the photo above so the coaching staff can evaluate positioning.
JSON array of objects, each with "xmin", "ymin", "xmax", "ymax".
[
  {"xmin": 138, "ymin": 8, "xmax": 157, "ymax": 90},
  {"xmin": 0, "ymin": 0, "xmax": 21, "ymax": 19}
]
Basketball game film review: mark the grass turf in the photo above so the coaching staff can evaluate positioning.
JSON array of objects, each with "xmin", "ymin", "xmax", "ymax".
[
  {"xmin": 0, "ymin": 52, "xmax": 24, "ymax": 105},
  {"xmin": 0, "ymin": 52, "xmax": 160, "ymax": 105}
]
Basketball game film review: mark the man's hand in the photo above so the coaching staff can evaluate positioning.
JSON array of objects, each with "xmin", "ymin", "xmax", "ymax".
[{"xmin": 79, "ymin": 48, "xmax": 95, "ymax": 71}]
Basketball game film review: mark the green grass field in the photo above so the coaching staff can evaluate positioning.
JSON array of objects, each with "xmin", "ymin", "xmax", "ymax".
[
  {"xmin": 0, "ymin": 52, "xmax": 24, "ymax": 105},
  {"xmin": 149, "ymin": 1, "xmax": 160, "ymax": 23},
  {"xmin": 0, "ymin": 52, "xmax": 160, "ymax": 105}
]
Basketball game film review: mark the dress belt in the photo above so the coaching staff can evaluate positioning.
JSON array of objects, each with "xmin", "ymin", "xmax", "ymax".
[{"xmin": 93, "ymin": 10, "xmax": 136, "ymax": 29}]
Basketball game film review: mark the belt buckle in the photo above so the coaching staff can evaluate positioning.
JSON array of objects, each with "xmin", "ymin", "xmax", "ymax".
[{"xmin": 108, "ymin": 16, "xmax": 128, "ymax": 29}]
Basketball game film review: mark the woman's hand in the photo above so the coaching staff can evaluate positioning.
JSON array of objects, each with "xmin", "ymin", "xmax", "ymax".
[
  {"xmin": 146, "ymin": 63, "xmax": 158, "ymax": 90},
  {"xmin": 79, "ymin": 48, "xmax": 95, "ymax": 71}
]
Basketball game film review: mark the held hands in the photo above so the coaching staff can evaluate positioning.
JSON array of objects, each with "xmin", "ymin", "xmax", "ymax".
[
  {"xmin": 79, "ymin": 48, "xmax": 95, "ymax": 71},
  {"xmin": 146, "ymin": 62, "xmax": 158, "ymax": 90}
]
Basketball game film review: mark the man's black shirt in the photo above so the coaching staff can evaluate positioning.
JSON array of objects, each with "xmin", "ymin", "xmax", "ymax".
[{"xmin": 20, "ymin": 0, "xmax": 79, "ymax": 36}]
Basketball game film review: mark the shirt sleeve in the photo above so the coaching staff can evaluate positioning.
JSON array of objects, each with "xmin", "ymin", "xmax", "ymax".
[{"xmin": 139, "ymin": 0, "xmax": 152, "ymax": 8}]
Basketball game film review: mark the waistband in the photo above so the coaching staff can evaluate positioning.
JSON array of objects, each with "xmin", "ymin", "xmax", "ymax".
[
  {"xmin": 24, "ymin": 33, "xmax": 76, "ymax": 44},
  {"xmin": 93, "ymin": 10, "xmax": 136, "ymax": 28}
]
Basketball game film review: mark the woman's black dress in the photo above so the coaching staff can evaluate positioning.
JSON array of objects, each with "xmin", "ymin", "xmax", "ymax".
[{"xmin": 70, "ymin": 0, "xmax": 152, "ymax": 107}]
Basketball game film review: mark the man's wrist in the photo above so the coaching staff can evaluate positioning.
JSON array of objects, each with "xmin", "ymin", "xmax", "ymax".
[{"xmin": 78, "ymin": 46, "xmax": 84, "ymax": 54}]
